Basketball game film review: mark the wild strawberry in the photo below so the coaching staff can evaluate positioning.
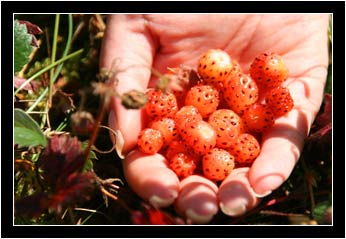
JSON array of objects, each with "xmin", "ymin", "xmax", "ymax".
[
  {"xmin": 197, "ymin": 49, "xmax": 233, "ymax": 88},
  {"xmin": 174, "ymin": 105, "xmax": 203, "ymax": 135},
  {"xmin": 249, "ymin": 52, "xmax": 289, "ymax": 89},
  {"xmin": 181, "ymin": 120, "xmax": 217, "ymax": 155},
  {"xmin": 228, "ymin": 133, "xmax": 261, "ymax": 164},
  {"xmin": 208, "ymin": 109, "xmax": 243, "ymax": 149},
  {"xmin": 184, "ymin": 84, "xmax": 220, "ymax": 118},
  {"xmin": 265, "ymin": 86, "xmax": 294, "ymax": 117},
  {"xmin": 202, "ymin": 148, "xmax": 235, "ymax": 181},
  {"xmin": 242, "ymin": 103, "xmax": 275, "ymax": 133},
  {"xmin": 168, "ymin": 152, "xmax": 197, "ymax": 179},
  {"xmin": 223, "ymin": 72, "xmax": 259, "ymax": 115},
  {"xmin": 144, "ymin": 89, "xmax": 178, "ymax": 120},
  {"xmin": 165, "ymin": 139, "xmax": 189, "ymax": 160},
  {"xmin": 149, "ymin": 118, "xmax": 179, "ymax": 146},
  {"xmin": 137, "ymin": 128, "xmax": 163, "ymax": 154}
]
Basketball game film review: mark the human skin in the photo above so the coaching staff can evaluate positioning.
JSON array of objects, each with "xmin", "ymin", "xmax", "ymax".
[{"xmin": 100, "ymin": 14, "xmax": 329, "ymax": 223}]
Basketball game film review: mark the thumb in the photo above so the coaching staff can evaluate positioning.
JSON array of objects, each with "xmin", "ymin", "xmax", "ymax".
[{"xmin": 100, "ymin": 15, "xmax": 156, "ymax": 155}]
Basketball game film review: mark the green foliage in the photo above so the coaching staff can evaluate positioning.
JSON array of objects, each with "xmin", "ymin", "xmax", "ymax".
[
  {"xmin": 14, "ymin": 108, "xmax": 47, "ymax": 147},
  {"xmin": 14, "ymin": 20, "xmax": 34, "ymax": 73},
  {"xmin": 81, "ymin": 141, "xmax": 97, "ymax": 172},
  {"xmin": 313, "ymin": 201, "xmax": 331, "ymax": 224}
]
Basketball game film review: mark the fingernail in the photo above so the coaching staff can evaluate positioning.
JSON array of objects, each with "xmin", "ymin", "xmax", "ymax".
[
  {"xmin": 219, "ymin": 201, "xmax": 247, "ymax": 217},
  {"xmin": 185, "ymin": 209, "xmax": 215, "ymax": 224},
  {"xmin": 252, "ymin": 189, "xmax": 272, "ymax": 198},
  {"xmin": 149, "ymin": 190, "xmax": 178, "ymax": 208},
  {"xmin": 254, "ymin": 175, "xmax": 284, "ymax": 196},
  {"xmin": 218, "ymin": 184, "xmax": 250, "ymax": 216}
]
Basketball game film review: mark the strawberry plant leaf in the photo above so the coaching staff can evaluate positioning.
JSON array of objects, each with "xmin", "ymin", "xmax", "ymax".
[
  {"xmin": 14, "ymin": 108, "xmax": 47, "ymax": 147},
  {"xmin": 14, "ymin": 20, "xmax": 34, "ymax": 73},
  {"xmin": 49, "ymin": 172, "xmax": 96, "ymax": 212},
  {"xmin": 40, "ymin": 135, "xmax": 85, "ymax": 188}
]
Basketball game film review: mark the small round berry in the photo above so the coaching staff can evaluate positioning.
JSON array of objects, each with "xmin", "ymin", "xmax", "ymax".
[
  {"xmin": 182, "ymin": 120, "xmax": 217, "ymax": 155},
  {"xmin": 137, "ymin": 128, "xmax": 164, "ymax": 154},
  {"xmin": 249, "ymin": 52, "xmax": 289, "ymax": 89},
  {"xmin": 197, "ymin": 49, "xmax": 233, "ymax": 88},
  {"xmin": 223, "ymin": 72, "xmax": 259, "ymax": 115},
  {"xmin": 174, "ymin": 105, "xmax": 203, "ymax": 135},
  {"xmin": 242, "ymin": 103, "xmax": 275, "ymax": 133},
  {"xmin": 149, "ymin": 118, "xmax": 178, "ymax": 146},
  {"xmin": 208, "ymin": 109, "xmax": 243, "ymax": 149},
  {"xmin": 265, "ymin": 86, "xmax": 294, "ymax": 117},
  {"xmin": 185, "ymin": 84, "xmax": 220, "ymax": 118},
  {"xmin": 144, "ymin": 89, "xmax": 178, "ymax": 120},
  {"xmin": 203, "ymin": 148, "xmax": 235, "ymax": 181},
  {"xmin": 228, "ymin": 133, "xmax": 260, "ymax": 164},
  {"xmin": 169, "ymin": 152, "xmax": 197, "ymax": 179}
]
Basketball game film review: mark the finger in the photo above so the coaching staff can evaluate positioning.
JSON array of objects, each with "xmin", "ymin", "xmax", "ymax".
[
  {"xmin": 123, "ymin": 149, "xmax": 179, "ymax": 208},
  {"xmin": 249, "ymin": 14, "xmax": 329, "ymax": 194},
  {"xmin": 249, "ymin": 108, "xmax": 308, "ymax": 195},
  {"xmin": 250, "ymin": 71, "xmax": 328, "ymax": 195},
  {"xmin": 175, "ymin": 175, "xmax": 219, "ymax": 224},
  {"xmin": 100, "ymin": 15, "xmax": 156, "ymax": 154},
  {"xmin": 218, "ymin": 168, "xmax": 261, "ymax": 217}
]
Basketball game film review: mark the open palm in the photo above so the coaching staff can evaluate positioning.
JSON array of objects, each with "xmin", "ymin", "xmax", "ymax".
[{"xmin": 100, "ymin": 14, "xmax": 329, "ymax": 223}]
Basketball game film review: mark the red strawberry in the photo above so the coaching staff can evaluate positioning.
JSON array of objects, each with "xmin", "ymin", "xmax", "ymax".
[
  {"xmin": 168, "ymin": 152, "xmax": 197, "ymax": 179},
  {"xmin": 202, "ymin": 148, "xmax": 235, "ymax": 181},
  {"xmin": 228, "ymin": 133, "xmax": 261, "ymax": 164},
  {"xmin": 149, "ymin": 118, "xmax": 179, "ymax": 146},
  {"xmin": 208, "ymin": 109, "xmax": 243, "ymax": 149},
  {"xmin": 181, "ymin": 120, "xmax": 217, "ymax": 155},
  {"xmin": 223, "ymin": 72, "xmax": 259, "ymax": 115},
  {"xmin": 165, "ymin": 139, "xmax": 189, "ymax": 160},
  {"xmin": 184, "ymin": 84, "xmax": 220, "ymax": 118},
  {"xmin": 174, "ymin": 105, "xmax": 203, "ymax": 135},
  {"xmin": 137, "ymin": 128, "xmax": 164, "ymax": 154},
  {"xmin": 197, "ymin": 49, "xmax": 234, "ymax": 88},
  {"xmin": 242, "ymin": 103, "xmax": 275, "ymax": 133},
  {"xmin": 265, "ymin": 86, "xmax": 294, "ymax": 117},
  {"xmin": 249, "ymin": 52, "xmax": 289, "ymax": 89},
  {"xmin": 144, "ymin": 89, "xmax": 178, "ymax": 120},
  {"xmin": 165, "ymin": 140, "xmax": 202, "ymax": 174}
]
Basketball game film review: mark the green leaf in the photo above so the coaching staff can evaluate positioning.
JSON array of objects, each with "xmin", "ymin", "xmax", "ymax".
[
  {"xmin": 82, "ymin": 158, "xmax": 94, "ymax": 173},
  {"xmin": 81, "ymin": 141, "xmax": 97, "ymax": 172},
  {"xmin": 14, "ymin": 20, "xmax": 34, "ymax": 73},
  {"xmin": 313, "ymin": 201, "xmax": 331, "ymax": 224},
  {"xmin": 14, "ymin": 108, "xmax": 47, "ymax": 147}
]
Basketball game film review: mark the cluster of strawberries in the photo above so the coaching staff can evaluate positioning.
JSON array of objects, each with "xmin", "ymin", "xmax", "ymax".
[{"xmin": 137, "ymin": 49, "xmax": 294, "ymax": 182}]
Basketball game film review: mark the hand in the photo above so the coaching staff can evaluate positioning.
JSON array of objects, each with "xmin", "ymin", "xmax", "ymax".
[{"xmin": 100, "ymin": 14, "xmax": 329, "ymax": 223}]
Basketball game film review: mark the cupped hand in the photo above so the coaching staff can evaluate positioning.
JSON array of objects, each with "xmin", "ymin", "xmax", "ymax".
[{"xmin": 100, "ymin": 14, "xmax": 329, "ymax": 223}]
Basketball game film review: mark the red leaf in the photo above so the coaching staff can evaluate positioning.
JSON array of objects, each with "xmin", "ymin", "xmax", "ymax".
[
  {"xmin": 18, "ymin": 20, "xmax": 43, "ymax": 35},
  {"xmin": 14, "ymin": 76, "xmax": 41, "ymax": 92},
  {"xmin": 40, "ymin": 134, "xmax": 85, "ymax": 187},
  {"xmin": 49, "ymin": 172, "xmax": 96, "ymax": 213},
  {"xmin": 131, "ymin": 203, "xmax": 188, "ymax": 225}
]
